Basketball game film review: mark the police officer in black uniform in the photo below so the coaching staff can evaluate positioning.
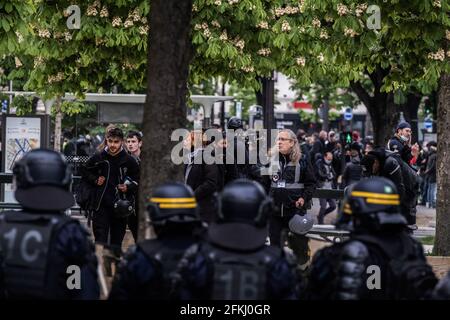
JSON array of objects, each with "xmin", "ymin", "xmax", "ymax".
[
  {"xmin": 174, "ymin": 179, "xmax": 299, "ymax": 300},
  {"xmin": 109, "ymin": 182, "xmax": 204, "ymax": 299},
  {"xmin": 305, "ymin": 177, "xmax": 437, "ymax": 300},
  {"xmin": 432, "ymin": 270, "xmax": 450, "ymax": 300},
  {"xmin": 223, "ymin": 117, "xmax": 252, "ymax": 183},
  {"xmin": 0, "ymin": 149, "xmax": 99, "ymax": 299}
]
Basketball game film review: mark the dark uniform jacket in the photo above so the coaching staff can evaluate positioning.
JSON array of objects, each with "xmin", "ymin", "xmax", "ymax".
[
  {"xmin": 263, "ymin": 153, "xmax": 316, "ymax": 218},
  {"xmin": 174, "ymin": 240, "xmax": 299, "ymax": 300},
  {"xmin": 305, "ymin": 230, "xmax": 437, "ymax": 300},
  {"xmin": 109, "ymin": 227, "xmax": 202, "ymax": 300},
  {"xmin": 0, "ymin": 211, "xmax": 99, "ymax": 300}
]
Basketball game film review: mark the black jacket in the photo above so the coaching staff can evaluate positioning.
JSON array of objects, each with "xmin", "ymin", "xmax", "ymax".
[
  {"xmin": 223, "ymin": 136, "xmax": 251, "ymax": 184},
  {"xmin": 388, "ymin": 135, "xmax": 413, "ymax": 163},
  {"xmin": 380, "ymin": 153, "xmax": 406, "ymax": 203},
  {"xmin": 306, "ymin": 230, "xmax": 437, "ymax": 300},
  {"xmin": 315, "ymin": 158, "xmax": 336, "ymax": 188},
  {"xmin": 263, "ymin": 153, "xmax": 316, "ymax": 217},
  {"xmin": 341, "ymin": 157, "xmax": 362, "ymax": 188},
  {"xmin": 425, "ymin": 149, "xmax": 437, "ymax": 184},
  {"xmin": 310, "ymin": 138, "xmax": 325, "ymax": 163},
  {"xmin": 184, "ymin": 149, "xmax": 220, "ymax": 222},
  {"xmin": 80, "ymin": 148, "xmax": 140, "ymax": 211},
  {"xmin": 368, "ymin": 149, "xmax": 418, "ymax": 224}
]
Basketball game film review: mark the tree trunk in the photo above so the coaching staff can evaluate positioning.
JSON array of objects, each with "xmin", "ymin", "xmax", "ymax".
[
  {"xmin": 434, "ymin": 73, "xmax": 450, "ymax": 256},
  {"xmin": 350, "ymin": 67, "xmax": 400, "ymax": 146},
  {"xmin": 139, "ymin": 0, "xmax": 193, "ymax": 241},
  {"xmin": 53, "ymin": 97, "xmax": 62, "ymax": 152},
  {"xmin": 322, "ymin": 98, "xmax": 330, "ymax": 132},
  {"xmin": 220, "ymin": 81, "xmax": 226, "ymax": 129},
  {"xmin": 401, "ymin": 92, "xmax": 422, "ymax": 144},
  {"xmin": 258, "ymin": 76, "xmax": 275, "ymax": 149}
]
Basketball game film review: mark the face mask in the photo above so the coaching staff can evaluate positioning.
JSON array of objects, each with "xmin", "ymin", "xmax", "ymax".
[
  {"xmin": 325, "ymin": 159, "xmax": 332, "ymax": 165},
  {"xmin": 400, "ymin": 135, "xmax": 409, "ymax": 142}
]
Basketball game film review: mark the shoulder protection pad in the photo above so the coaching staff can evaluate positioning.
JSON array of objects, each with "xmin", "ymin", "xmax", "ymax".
[
  {"xmin": 341, "ymin": 240, "xmax": 370, "ymax": 262},
  {"xmin": 433, "ymin": 271, "xmax": 450, "ymax": 300}
]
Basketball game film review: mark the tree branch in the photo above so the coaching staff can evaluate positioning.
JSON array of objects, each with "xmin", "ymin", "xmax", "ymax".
[{"xmin": 350, "ymin": 80, "xmax": 373, "ymax": 109}]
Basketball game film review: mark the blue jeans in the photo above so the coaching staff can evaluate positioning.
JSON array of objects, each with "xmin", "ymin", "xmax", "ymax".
[{"xmin": 427, "ymin": 182, "xmax": 437, "ymax": 208}]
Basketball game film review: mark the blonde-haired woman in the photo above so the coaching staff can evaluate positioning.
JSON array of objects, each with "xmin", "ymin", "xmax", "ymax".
[{"xmin": 263, "ymin": 129, "xmax": 316, "ymax": 270}]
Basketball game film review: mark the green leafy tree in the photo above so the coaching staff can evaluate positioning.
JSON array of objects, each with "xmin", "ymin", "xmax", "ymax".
[
  {"xmin": 281, "ymin": 0, "xmax": 450, "ymax": 144},
  {"xmin": 0, "ymin": 1, "xmax": 34, "ymax": 54}
]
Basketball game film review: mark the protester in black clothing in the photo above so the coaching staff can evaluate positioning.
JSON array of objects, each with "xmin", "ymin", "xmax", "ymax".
[
  {"xmin": 296, "ymin": 129, "xmax": 310, "ymax": 159},
  {"xmin": 361, "ymin": 147, "xmax": 419, "ymax": 227},
  {"xmin": 309, "ymin": 130, "xmax": 327, "ymax": 163},
  {"xmin": 126, "ymin": 130, "xmax": 142, "ymax": 162},
  {"xmin": 388, "ymin": 121, "xmax": 419, "ymax": 164},
  {"xmin": 183, "ymin": 130, "xmax": 220, "ymax": 223},
  {"xmin": 325, "ymin": 131, "xmax": 337, "ymax": 153},
  {"xmin": 125, "ymin": 130, "xmax": 143, "ymax": 242},
  {"xmin": 315, "ymin": 151, "xmax": 337, "ymax": 224},
  {"xmin": 425, "ymin": 142, "xmax": 437, "ymax": 208},
  {"xmin": 80, "ymin": 127, "xmax": 140, "ymax": 247},
  {"xmin": 341, "ymin": 142, "xmax": 363, "ymax": 188}
]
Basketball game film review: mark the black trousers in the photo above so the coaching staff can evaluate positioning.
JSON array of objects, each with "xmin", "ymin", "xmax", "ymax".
[
  {"xmin": 269, "ymin": 215, "xmax": 310, "ymax": 265},
  {"xmin": 92, "ymin": 206, "xmax": 127, "ymax": 247},
  {"xmin": 127, "ymin": 211, "xmax": 138, "ymax": 242}
]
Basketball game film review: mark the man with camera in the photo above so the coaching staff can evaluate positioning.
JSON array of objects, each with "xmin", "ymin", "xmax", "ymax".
[{"xmin": 80, "ymin": 127, "xmax": 140, "ymax": 248}]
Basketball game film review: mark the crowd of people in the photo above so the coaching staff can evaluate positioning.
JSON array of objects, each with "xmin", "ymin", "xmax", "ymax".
[
  {"xmin": 0, "ymin": 118, "xmax": 443, "ymax": 300},
  {"xmin": 0, "ymin": 147, "xmax": 448, "ymax": 300}
]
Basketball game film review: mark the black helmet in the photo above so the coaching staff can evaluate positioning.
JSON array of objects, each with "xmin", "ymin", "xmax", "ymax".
[
  {"xmin": 209, "ymin": 179, "xmax": 272, "ymax": 251},
  {"xmin": 346, "ymin": 177, "xmax": 406, "ymax": 231},
  {"xmin": 227, "ymin": 116, "xmax": 243, "ymax": 130},
  {"xmin": 113, "ymin": 194, "xmax": 134, "ymax": 219},
  {"xmin": 147, "ymin": 182, "xmax": 199, "ymax": 225},
  {"xmin": 13, "ymin": 149, "xmax": 74, "ymax": 211}
]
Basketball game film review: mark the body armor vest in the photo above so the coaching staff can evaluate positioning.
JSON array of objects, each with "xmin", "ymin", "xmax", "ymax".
[
  {"xmin": 138, "ymin": 239, "xmax": 191, "ymax": 299},
  {"xmin": 0, "ymin": 211, "xmax": 72, "ymax": 298},
  {"xmin": 202, "ymin": 244, "xmax": 280, "ymax": 300}
]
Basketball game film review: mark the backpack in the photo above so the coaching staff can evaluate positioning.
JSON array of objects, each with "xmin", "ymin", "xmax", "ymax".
[
  {"xmin": 74, "ymin": 179, "xmax": 96, "ymax": 213},
  {"xmin": 387, "ymin": 152, "xmax": 420, "ymax": 198}
]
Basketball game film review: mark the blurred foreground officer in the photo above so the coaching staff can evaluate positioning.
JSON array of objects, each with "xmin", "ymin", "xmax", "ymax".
[
  {"xmin": 305, "ymin": 177, "xmax": 437, "ymax": 300},
  {"xmin": 432, "ymin": 270, "xmax": 450, "ymax": 300},
  {"xmin": 175, "ymin": 179, "xmax": 299, "ymax": 300},
  {"xmin": 0, "ymin": 149, "xmax": 99, "ymax": 300},
  {"xmin": 109, "ymin": 182, "xmax": 204, "ymax": 299}
]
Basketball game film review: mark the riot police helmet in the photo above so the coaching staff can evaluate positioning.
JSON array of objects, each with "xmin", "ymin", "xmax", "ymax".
[
  {"xmin": 346, "ymin": 177, "xmax": 407, "ymax": 231},
  {"xmin": 13, "ymin": 149, "xmax": 74, "ymax": 211},
  {"xmin": 209, "ymin": 179, "xmax": 272, "ymax": 251},
  {"xmin": 147, "ymin": 182, "xmax": 200, "ymax": 225}
]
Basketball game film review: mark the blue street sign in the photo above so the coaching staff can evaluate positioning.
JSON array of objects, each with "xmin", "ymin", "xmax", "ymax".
[
  {"xmin": 343, "ymin": 107, "xmax": 353, "ymax": 121},
  {"xmin": 1, "ymin": 100, "xmax": 8, "ymax": 113},
  {"xmin": 424, "ymin": 119, "xmax": 433, "ymax": 130}
]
